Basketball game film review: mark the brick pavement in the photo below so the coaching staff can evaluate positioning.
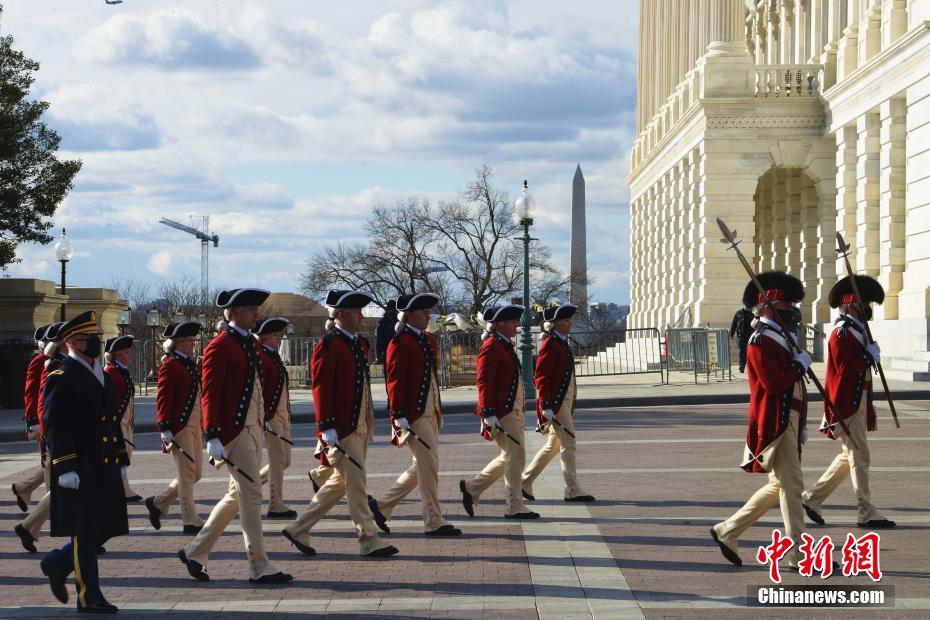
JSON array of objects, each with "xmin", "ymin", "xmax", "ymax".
[{"xmin": 0, "ymin": 401, "xmax": 927, "ymax": 618}]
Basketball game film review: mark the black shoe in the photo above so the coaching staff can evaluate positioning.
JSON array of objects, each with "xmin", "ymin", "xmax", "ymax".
[
  {"xmin": 803, "ymin": 503, "xmax": 825, "ymax": 525},
  {"xmin": 459, "ymin": 480, "xmax": 474, "ymax": 517},
  {"xmin": 504, "ymin": 511, "xmax": 540, "ymax": 520},
  {"xmin": 144, "ymin": 496, "xmax": 161, "ymax": 530},
  {"xmin": 266, "ymin": 509, "xmax": 298, "ymax": 519},
  {"xmin": 40, "ymin": 557, "xmax": 68, "ymax": 604},
  {"xmin": 12, "ymin": 484, "xmax": 27, "ymax": 512},
  {"xmin": 249, "ymin": 571, "xmax": 294, "ymax": 584},
  {"xmin": 367, "ymin": 495, "xmax": 390, "ymax": 534},
  {"xmin": 565, "ymin": 495, "xmax": 596, "ymax": 503},
  {"xmin": 425, "ymin": 524, "xmax": 462, "ymax": 537},
  {"xmin": 365, "ymin": 545, "xmax": 399, "ymax": 557},
  {"xmin": 522, "ymin": 489, "xmax": 535, "ymax": 501},
  {"xmin": 177, "ymin": 549, "xmax": 209, "ymax": 581},
  {"xmin": 183, "ymin": 524, "xmax": 204, "ymax": 535},
  {"xmin": 308, "ymin": 472, "xmax": 320, "ymax": 493},
  {"xmin": 15, "ymin": 523, "xmax": 37, "ymax": 553},
  {"xmin": 95, "ymin": 546, "xmax": 106, "ymax": 555},
  {"xmin": 710, "ymin": 527, "xmax": 742, "ymax": 566},
  {"xmin": 282, "ymin": 529, "xmax": 317, "ymax": 556},
  {"xmin": 78, "ymin": 599, "xmax": 118, "ymax": 614},
  {"xmin": 125, "ymin": 494, "xmax": 143, "ymax": 503},
  {"xmin": 857, "ymin": 519, "xmax": 897, "ymax": 529}
]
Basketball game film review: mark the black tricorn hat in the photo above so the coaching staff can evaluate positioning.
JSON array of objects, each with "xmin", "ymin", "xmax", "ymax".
[
  {"xmin": 396, "ymin": 292, "xmax": 440, "ymax": 312},
  {"xmin": 481, "ymin": 304, "xmax": 525, "ymax": 323},
  {"xmin": 43, "ymin": 322, "xmax": 65, "ymax": 342},
  {"xmin": 163, "ymin": 321, "xmax": 201, "ymax": 339},
  {"xmin": 34, "ymin": 324, "xmax": 51, "ymax": 341},
  {"xmin": 105, "ymin": 335, "xmax": 134, "ymax": 354},
  {"xmin": 252, "ymin": 317, "xmax": 289, "ymax": 335},
  {"xmin": 543, "ymin": 304, "xmax": 578, "ymax": 322},
  {"xmin": 828, "ymin": 275, "xmax": 885, "ymax": 308},
  {"xmin": 742, "ymin": 271, "xmax": 805, "ymax": 309},
  {"xmin": 215, "ymin": 288, "xmax": 271, "ymax": 308},
  {"xmin": 325, "ymin": 289, "xmax": 375, "ymax": 309}
]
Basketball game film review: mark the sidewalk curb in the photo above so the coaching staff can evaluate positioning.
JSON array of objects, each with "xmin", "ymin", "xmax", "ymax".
[{"xmin": 3, "ymin": 390, "xmax": 926, "ymax": 443}]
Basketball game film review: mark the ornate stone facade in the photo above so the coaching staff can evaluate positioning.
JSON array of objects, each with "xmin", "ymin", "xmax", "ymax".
[{"xmin": 629, "ymin": 0, "xmax": 930, "ymax": 380}]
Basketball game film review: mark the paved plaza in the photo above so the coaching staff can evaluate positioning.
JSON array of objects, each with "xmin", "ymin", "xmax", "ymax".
[{"xmin": 0, "ymin": 399, "xmax": 928, "ymax": 618}]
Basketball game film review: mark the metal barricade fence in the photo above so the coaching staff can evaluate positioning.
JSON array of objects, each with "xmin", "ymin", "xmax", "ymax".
[{"xmin": 664, "ymin": 328, "xmax": 732, "ymax": 383}]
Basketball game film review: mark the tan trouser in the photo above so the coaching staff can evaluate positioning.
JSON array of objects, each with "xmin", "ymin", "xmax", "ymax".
[
  {"xmin": 802, "ymin": 399, "xmax": 884, "ymax": 523},
  {"xmin": 714, "ymin": 409, "xmax": 805, "ymax": 564},
  {"xmin": 465, "ymin": 406, "xmax": 528, "ymax": 516},
  {"xmin": 13, "ymin": 459, "xmax": 45, "ymax": 504},
  {"xmin": 309, "ymin": 465, "xmax": 333, "ymax": 489},
  {"xmin": 120, "ymin": 401, "xmax": 138, "ymax": 497},
  {"xmin": 185, "ymin": 382, "xmax": 279, "ymax": 580},
  {"xmin": 259, "ymin": 413, "xmax": 292, "ymax": 513},
  {"xmin": 377, "ymin": 414, "xmax": 449, "ymax": 532},
  {"xmin": 20, "ymin": 464, "xmax": 51, "ymax": 539},
  {"xmin": 284, "ymin": 407, "xmax": 388, "ymax": 555},
  {"xmin": 522, "ymin": 406, "xmax": 586, "ymax": 499},
  {"xmin": 153, "ymin": 422, "xmax": 204, "ymax": 527}
]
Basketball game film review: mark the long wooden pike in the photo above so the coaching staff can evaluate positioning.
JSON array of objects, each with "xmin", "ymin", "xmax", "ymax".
[
  {"xmin": 167, "ymin": 440, "xmax": 196, "ymax": 464},
  {"xmin": 835, "ymin": 232, "xmax": 900, "ymax": 428},
  {"xmin": 716, "ymin": 218, "xmax": 858, "ymax": 449}
]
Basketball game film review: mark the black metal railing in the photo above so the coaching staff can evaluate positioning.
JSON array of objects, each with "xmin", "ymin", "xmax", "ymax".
[{"xmin": 664, "ymin": 327, "xmax": 732, "ymax": 383}]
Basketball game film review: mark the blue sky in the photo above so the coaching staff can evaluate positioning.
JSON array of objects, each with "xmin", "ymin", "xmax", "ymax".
[{"xmin": 3, "ymin": 0, "xmax": 638, "ymax": 305}]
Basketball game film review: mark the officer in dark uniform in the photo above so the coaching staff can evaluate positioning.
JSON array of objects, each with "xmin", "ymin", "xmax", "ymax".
[{"xmin": 39, "ymin": 311, "xmax": 129, "ymax": 614}]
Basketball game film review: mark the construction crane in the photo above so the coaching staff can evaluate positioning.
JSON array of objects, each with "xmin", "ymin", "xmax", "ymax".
[{"xmin": 158, "ymin": 216, "xmax": 219, "ymax": 305}]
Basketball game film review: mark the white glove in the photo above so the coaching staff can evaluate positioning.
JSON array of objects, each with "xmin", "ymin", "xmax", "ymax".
[
  {"xmin": 264, "ymin": 421, "xmax": 273, "ymax": 432},
  {"xmin": 26, "ymin": 425, "xmax": 39, "ymax": 440},
  {"xmin": 483, "ymin": 415, "xmax": 499, "ymax": 431},
  {"xmin": 542, "ymin": 409, "xmax": 555, "ymax": 421},
  {"xmin": 800, "ymin": 427, "xmax": 808, "ymax": 445},
  {"xmin": 58, "ymin": 471, "xmax": 80, "ymax": 490},
  {"xmin": 206, "ymin": 438, "xmax": 226, "ymax": 460},
  {"xmin": 394, "ymin": 417, "xmax": 410, "ymax": 430},
  {"xmin": 120, "ymin": 466, "xmax": 128, "ymax": 481},
  {"xmin": 865, "ymin": 343, "xmax": 881, "ymax": 365},
  {"xmin": 322, "ymin": 428, "xmax": 339, "ymax": 446},
  {"xmin": 160, "ymin": 430, "xmax": 173, "ymax": 444},
  {"xmin": 792, "ymin": 351, "xmax": 812, "ymax": 372}
]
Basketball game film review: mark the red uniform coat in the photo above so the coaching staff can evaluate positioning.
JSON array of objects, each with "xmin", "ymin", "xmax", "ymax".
[
  {"xmin": 156, "ymin": 352, "xmax": 200, "ymax": 434},
  {"xmin": 310, "ymin": 329, "xmax": 370, "ymax": 443},
  {"xmin": 37, "ymin": 354, "xmax": 65, "ymax": 440},
  {"xmin": 475, "ymin": 332, "xmax": 521, "ymax": 420},
  {"xmin": 534, "ymin": 333, "xmax": 574, "ymax": 426},
  {"xmin": 23, "ymin": 353, "xmax": 46, "ymax": 426},
  {"xmin": 258, "ymin": 343, "xmax": 288, "ymax": 421},
  {"xmin": 105, "ymin": 362, "xmax": 134, "ymax": 422},
  {"xmin": 742, "ymin": 323, "xmax": 807, "ymax": 473},
  {"xmin": 821, "ymin": 316, "xmax": 876, "ymax": 437},
  {"xmin": 202, "ymin": 328, "xmax": 263, "ymax": 445},
  {"xmin": 386, "ymin": 327, "xmax": 439, "ymax": 424}
]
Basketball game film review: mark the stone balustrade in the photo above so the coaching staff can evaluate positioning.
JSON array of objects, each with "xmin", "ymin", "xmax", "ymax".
[{"xmin": 755, "ymin": 64, "xmax": 824, "ymax": 98}]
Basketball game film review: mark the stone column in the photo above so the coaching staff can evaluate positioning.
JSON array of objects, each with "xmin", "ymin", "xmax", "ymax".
[
  {"xmin": 800, "ymin": 175, "xmax": 821, "ymax": 319},
  {"xmin": 856, "ymin": 112, "xmax": 881, "ymax": 275},
  {"xmin": 859, "ymin": 0, "xmax": 883, "ymax": 63},
  {"xmin": 821, "ymin": 0, "xmax": 843, "ymax": 88},
  {"xmin": 881, "ymin": 0, "xmax": 908, "ymax": 47},
  {"xmin": 770, "ymin": 169, "xmax": 788, "ymax": 271},
  {"xmin": 814, "ymin": 174, "xmax": 838, "ymax": 325},
  {"xmin": 879, "ymin": 98, "xmax": 906, "ymax": 320},
  {"xmin": 754, "ymin": 173, "xmax": 772, "ymax": 272},
  {"xmin": 901, "ymin": 76, "xmax": 930, "ymax": 321},
  {"xmin": 686, "ymin": 147, "xmax": 702, "ymax": 319},
  {"xmin": 786, "ymin": 170, "xmax": 804, "ymax": 274},
  {"xmin": 835, "ymin": 126, "xmax": 858, "ymax": 249},
  {"xmin": 837, "ymin": 0, "xmax": 860, "ymax": 80},
  {"xmin": 670, "ymin": 160, "xmax": 685, "ymax": 321}
]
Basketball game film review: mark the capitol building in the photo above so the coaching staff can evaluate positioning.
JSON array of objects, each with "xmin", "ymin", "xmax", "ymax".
[{"xmin": 628, "ymin": 0, "xmax": 930, "ymax": 380}]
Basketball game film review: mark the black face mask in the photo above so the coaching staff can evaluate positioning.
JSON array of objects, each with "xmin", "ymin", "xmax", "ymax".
[
  {"xmin": 82, "ymin": 335, "xmax": 102, "ymax": 359},
  {"xmin": 777, "ymin": 307, "xmax": 802, "ymax": 335},
  {"xmin": 864, "ymin": 305, "xmax": 873, "ymax": 321}
]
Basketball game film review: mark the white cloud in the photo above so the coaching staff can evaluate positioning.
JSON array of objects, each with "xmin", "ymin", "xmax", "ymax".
[{"xmin": 147, "ymin": 251, "xmax": 174, "ymax": 276}]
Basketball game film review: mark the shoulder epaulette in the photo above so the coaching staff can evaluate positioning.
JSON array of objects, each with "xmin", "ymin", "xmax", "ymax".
[{"xmin": 48, "ymin": 369, "xmax": 65, "ymax": 377}]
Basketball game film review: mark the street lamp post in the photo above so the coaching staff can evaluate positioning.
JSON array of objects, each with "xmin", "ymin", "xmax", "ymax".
[
  {"xmin": 146, "ymin": 307, "xmax": 161, "ymax": 382},
  {"xmin": 514, "ymin": 180, "xmax": 537, "ymax": 399},
  {"xmin": 117, "ymin": 308, "xmax": 131, "ymax": 336},
  {"xmin": 53, "ymin": 229, "xmax": 73, "ymax": 321}
]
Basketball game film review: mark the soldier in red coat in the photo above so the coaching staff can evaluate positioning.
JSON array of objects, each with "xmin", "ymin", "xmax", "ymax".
[
  {"xmin": 15, "ymin": 322, "xmax": 66, "ymax": 554},
  {"xmin": 12, "ymin": 324, "xmax": 52, "ymax": 512},
  {"xmin": 802, "ymin": 275, "xmax": 895, "ymax": 529},
  {"xmin": 254, "ymin": 317, "xmax": 296, "ymax": 519},
  {"xmin": 146, "ymin": 322, "xmax": 205, "ymax": 534},
  {"xmin": 522, "ymin": 304, "xmax": 595, "ymax": 503},
  {"xmin": 282, "ymin": 290, "xmax": 398, "ymax": 557},
  {"xmin": 369, "ymin": 293, "xmax": 462, "ymax": 537},
  {"xmin": 460, "ymin": 304, "xmax": 539, "ymax": 520},
  {"xmin": 180, "ymin": 288, "xmax": 293, "ymax": 584},
  {"xmin": 103, "ymin": 335, "xmax": 140, "ymax": 502},
  {"xmin": 712, "ymin": 272, "xmax": 812, "ymax": 570}
]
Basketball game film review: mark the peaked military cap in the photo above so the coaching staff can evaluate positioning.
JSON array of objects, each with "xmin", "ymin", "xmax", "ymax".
[
  {"xmin": 828, "ymin": 275, "xmax": 885, "ymax": 308},
  {"xmin": 396, "ymin": 292, "xmax": 440, "ymax": 312},
  {"xmin": 481, "ymin": 304, "xmax": 525, "ymax": 323},
  {"xmin": 742, "ymin": 271, "xmax": 805, "ymax": 309},
  {"xmin": 163, "ymin": 321, "xmax": 201, "ymax": 339},
  {"xmin": 215, "ymin": 288, "xmax": 271, "ymax": 308},
  {"xmin": 543, "ymin": 303, "xmax": 578, "ymax": 322},
  {"xmin": 58, "ymin": 311, "xmax": 101, "ymax": 341},
  {"xmin": 252, "ymin": 317, "xmax": 289, "ymax": 335},
  {"xmin": 105, "ymin": 335, "xmax": 134, "ymax": 353},
  {"xmin": 325, "ymin": 289, "xmax": 375, "ymax": 309}
]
